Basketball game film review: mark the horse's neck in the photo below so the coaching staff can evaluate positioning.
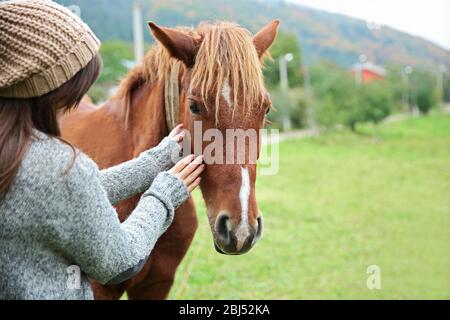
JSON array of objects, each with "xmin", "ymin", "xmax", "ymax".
[{"xmin": 119, "ymin": 81, "xmax": 169, "ymax": 158}]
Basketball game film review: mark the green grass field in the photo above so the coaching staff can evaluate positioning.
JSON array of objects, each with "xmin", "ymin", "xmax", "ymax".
[{"xmin": 168, "ymin": 115, "xmax": 450, "ymax": 300}]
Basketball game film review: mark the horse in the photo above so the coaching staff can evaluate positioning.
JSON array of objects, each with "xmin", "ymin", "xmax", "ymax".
[{"xmin": 60, "ymin": 20, "xmax": 280, "ymax": 300}]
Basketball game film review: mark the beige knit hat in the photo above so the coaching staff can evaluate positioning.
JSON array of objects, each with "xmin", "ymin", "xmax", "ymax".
[{"xmin": 0, "ymin": 0, "xmax": 101, "ymax": 98}]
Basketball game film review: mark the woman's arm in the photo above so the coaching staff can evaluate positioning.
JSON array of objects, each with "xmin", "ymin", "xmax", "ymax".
[
  {"xmin": 52, "ymin": 153, "xmax": 193, "ymax": 285},
  {"xmin": 99, "ymin": 124, "xmax": 185, "ymax": 205},
  {"xmin": 98, "ymin": 137, "xmax": 180, "ymax": 205},
  {"xmin": 105, "ymin": 155, "xmax": 204, "ymax": 284}
]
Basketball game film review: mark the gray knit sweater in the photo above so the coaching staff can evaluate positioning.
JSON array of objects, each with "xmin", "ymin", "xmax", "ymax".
[{"xmin": 0, "ymin": 130, "xmax": 189, "ymax": 300}]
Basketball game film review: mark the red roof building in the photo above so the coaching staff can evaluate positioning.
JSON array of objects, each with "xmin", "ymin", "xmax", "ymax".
[{"xmin": 351, "ymin": 62, "xmax": 387, "ymax": 84}]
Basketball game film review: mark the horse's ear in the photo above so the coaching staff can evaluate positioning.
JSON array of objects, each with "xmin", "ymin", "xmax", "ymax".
[
  {"xmin": 253, "ymin": 20, "xmax": 280, "ymax": 59},
  {"xmin": 148, "ymin": 22, "xmax": 200, "ymax": 68}
]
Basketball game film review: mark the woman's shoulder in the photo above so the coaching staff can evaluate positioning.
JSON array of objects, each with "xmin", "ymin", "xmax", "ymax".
[{"xmin": 22, "ymin": 129, "xmax": 99, "ymax": 180}]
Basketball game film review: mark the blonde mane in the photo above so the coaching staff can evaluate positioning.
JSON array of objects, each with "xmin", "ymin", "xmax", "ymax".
[{"xmin": 116, "ymin": 22, "xmax": 267, "ymax": 124}]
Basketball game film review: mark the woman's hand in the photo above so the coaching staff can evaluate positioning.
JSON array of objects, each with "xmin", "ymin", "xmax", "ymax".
[
  {"xmin": 169, "ymin": 155, "xmax": 205, "ymax": 193},
  {"xmin": 169, "ymin": 124, "xmax": 185, "ymax": 145}
]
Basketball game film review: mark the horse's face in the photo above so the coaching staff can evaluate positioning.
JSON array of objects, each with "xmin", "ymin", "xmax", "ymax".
[
  {"xmin": 183, "ymin": 87, "xmax": 272, "ymax": 255},
  {"xmin": 149, "ymin": 21, "xmax": 279, "ymax": 255}
]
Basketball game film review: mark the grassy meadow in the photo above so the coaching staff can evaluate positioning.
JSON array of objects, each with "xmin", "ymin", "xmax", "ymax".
[{"xmin": 167, "ymin": 114, "xmax": 450, "ymax": 300}]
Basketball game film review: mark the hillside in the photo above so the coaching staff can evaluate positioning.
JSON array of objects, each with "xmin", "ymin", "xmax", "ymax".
[{"xmin": 56, "ymin": 0, "xmax": 450, "ymax": 68}]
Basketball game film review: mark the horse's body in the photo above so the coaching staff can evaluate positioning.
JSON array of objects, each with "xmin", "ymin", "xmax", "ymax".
[
  {"xmin": 61, "ymin": 70, "xmax": 197, "ymax": 300},
  {"xmin": 61, "ymin": 21, "xmax": 279, "ymax": 300}
]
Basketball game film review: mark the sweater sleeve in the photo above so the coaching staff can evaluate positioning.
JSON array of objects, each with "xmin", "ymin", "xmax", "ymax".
[
  {"xmin": 53, "ymin": 154, "xmax": 189, "ymax": 285},
  {"xmin": 98, "ymin": 137, "xmax": 182, "ymax": 205}
]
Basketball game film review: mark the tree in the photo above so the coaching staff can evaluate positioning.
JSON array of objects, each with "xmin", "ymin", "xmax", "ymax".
[
  {"xmin": 96, "ymin": 41, "xmax": 134, "ymax": 85},
  {"xmin": 268, "ymin": 88, "xmax": 307, "ymax": 129},
  {"xmin": 384, "ymin": 64, "xmax": 407, "ymax": 112},
  {"xmin": 264, "ymin": 31, "xmax": 303, "ymax": 89},
  {"xmin": 88, "ymin": 41, "xmax": 134, "ymax": 102},
  {"xmin": 443, "ymin": 73, "xmax": 450, "ymax": 103},
  {"xmin": 310, "ymin": 62, "xmax": 394, "ymax": 132},
  {"xmin": 358, "ymin": 82, "xmax": 394, "ymax": 126},
  {"xmin": 410, "ymin": 69, "xmax": 438, "ymax": 114},
  {"xmin": 311, "ymin": 62, "xmax": 359, "ymax": 130}
]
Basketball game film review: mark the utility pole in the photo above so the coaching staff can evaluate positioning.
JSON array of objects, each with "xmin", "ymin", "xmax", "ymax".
[
  {"xmin": 297, "ymin": 33, "xmax": 317, "ymax": 136},
  {"xmin": 437, "ymin": 64, "xmax": 447, "ymax": 104},
  {"xmin": 279, "ymin": 53, "xmax": 293, "ymax": 131},
  {"xmin": 355, "ymin": 54, "xmax": 367, "ymax": 85},
  {"xmin": 402, "ymin": 65, "xmax": 413, "ymax": 112},
  {"xmin": 303, "ymin": 63, "xmax": 318, "ymax": 136},
  {"xmin": 133, "ymin": 0, "xmax": 144, "ymax": 63}
]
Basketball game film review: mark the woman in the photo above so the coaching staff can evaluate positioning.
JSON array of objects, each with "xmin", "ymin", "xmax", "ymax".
[{"xmin": 0, "ymin": 0, "xmax": 204, "ymax": 300}]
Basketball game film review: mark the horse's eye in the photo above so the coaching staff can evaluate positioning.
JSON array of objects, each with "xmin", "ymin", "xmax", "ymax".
[
  {"xmin": 266, "ymin": 106, "xmax": 271, "ymax": 115},
  {"xmin": 190, "ymin": 102, "xmax": 201, "ymax": 115}
]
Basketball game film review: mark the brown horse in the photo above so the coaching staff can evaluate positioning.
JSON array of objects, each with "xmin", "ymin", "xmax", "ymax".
[{"xmin": 60, "ymin": 20, "xmax": 279, "ymax": 300}]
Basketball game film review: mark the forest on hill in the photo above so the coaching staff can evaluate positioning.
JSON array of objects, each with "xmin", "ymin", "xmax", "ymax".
[
  {"xmin": 55, "ymin": 0, "xmax": 449, "ymax": 132},
  {"xmin": 57, "ymin": 0, "xmax": 450, "ymax": 68}
]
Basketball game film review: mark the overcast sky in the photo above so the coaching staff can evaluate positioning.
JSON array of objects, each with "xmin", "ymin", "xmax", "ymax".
[{"xmin": 288, "ymin": 0, "xmax": 450, "ymax": 50}]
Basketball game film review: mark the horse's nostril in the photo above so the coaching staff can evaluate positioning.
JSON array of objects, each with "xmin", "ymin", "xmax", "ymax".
[
  {"xmin": 215, "ymin": 213, "xmax": 231, "ymax": 244},
  {"xmin": 256, "ymin": 216, "xmax": 263, "ymax": 239}
]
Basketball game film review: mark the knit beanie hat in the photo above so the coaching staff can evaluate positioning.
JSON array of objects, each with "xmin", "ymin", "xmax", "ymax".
[{"xmin": 0, "ymin": 0, "xmax": 101, "ymax": 98}]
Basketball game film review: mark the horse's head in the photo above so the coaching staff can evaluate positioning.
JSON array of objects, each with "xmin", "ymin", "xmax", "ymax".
[{"xmin": 149, "ymin": 21, "xmax": 279, "ymax": 255}]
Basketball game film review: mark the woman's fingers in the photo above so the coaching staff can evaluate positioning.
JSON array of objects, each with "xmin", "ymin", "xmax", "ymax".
[
  {"xmin": 170, "ymin": 155, "xmax": 194, "ymax": 175},
  {"xmin": 179, "ymin": 155, "xmax": 204, "ymax": 179},
  {"xmin": 168, "ymin": 124, "xmax": 183, "ymax": 138},
  {"xmin": 187, "ymin": 177, "xmax": 202, "ymax": 193},
  {"xmin": 184, "ymin": 164, "xmax": 205, "ymax": 186},
  {"xmin": 169, "ymin": 124, "xmax": 185, "ymax": 144},
  {"xmin": 173, "ymin": 131, "xmax": 185, "ymax": 143},
  {"xmin": 168, "ymin": 154, "xmax": 205, "ymax": 193}
]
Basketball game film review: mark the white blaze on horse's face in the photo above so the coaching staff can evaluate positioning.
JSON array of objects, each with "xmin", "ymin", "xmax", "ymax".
[
  {"xmin": 221, "ymin": 79, "xmax": 233, "ymax": 108},
  {"xmin": 236, "ymin": 166, "xmax": 251, "ymax": 251},
  {"xmin": 212, "ymin": 164, "xmax": 262, "ymax": 255}
]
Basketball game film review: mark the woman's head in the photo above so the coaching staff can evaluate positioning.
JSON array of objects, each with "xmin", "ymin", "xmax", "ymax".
[
  {"xmin": 0, "ymin": 54, "xmax": 102, "ymax": 200},
  {"xmin": 0, "ymin": 53, "xmax": 102, "ymax": 135},
  {"xmin": 0, "ymin": 0, "xmax": 102, "ymax": 199}
]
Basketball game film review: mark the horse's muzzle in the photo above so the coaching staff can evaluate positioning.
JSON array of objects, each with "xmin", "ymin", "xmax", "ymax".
[{"xmin": 213, "ymin": 213, "xmax": 263, "ymax": 255}]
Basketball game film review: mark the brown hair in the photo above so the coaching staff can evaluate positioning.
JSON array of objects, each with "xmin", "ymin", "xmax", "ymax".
[{"xmin": 0, "ymin": 54, "xmax": 102, "ymax": 200}]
